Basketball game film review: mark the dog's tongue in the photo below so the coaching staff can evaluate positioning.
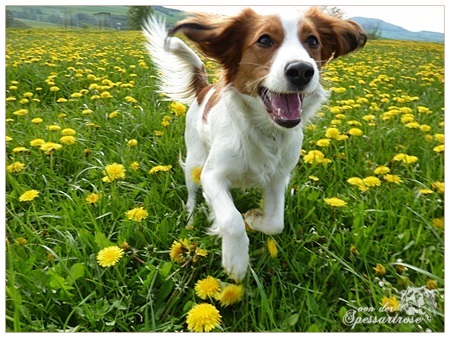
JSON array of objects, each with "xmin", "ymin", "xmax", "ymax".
[{"xmin": 269, "ymin": 93, "xmax": 302, "ymax": 128}]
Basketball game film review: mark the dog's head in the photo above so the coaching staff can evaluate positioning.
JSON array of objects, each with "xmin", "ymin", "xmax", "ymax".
[{"xmin": 169, "ymin": 7, "xmax": 367, "ymax": 128}]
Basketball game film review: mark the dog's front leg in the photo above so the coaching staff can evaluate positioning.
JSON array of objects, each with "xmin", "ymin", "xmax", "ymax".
[
  {"xmin": 201, "ymin": 169, "xmax": 249, "ymax": 282},
  {"xmin": 245, "ymin": 177, "xmax": 287, "ymax": 235}
]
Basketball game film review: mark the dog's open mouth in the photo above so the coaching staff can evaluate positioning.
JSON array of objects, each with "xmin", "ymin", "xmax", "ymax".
[{"xmin": 258, "ymin": 87, "xmax": 303, "ymax": 128}]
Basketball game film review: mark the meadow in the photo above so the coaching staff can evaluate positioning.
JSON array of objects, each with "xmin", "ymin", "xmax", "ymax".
[{"xmin": 5, "ymin": 28, "xmax": 444, "ymax": 332}]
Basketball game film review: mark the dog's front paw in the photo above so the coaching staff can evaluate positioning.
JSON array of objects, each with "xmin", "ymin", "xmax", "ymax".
[
  {"xmin": 244, "ymin": 209, "xmax": 283, "ymax": 235},
  {"xmin": 222, "ymin": 234, "xmax": 249, "ymax": 283}
]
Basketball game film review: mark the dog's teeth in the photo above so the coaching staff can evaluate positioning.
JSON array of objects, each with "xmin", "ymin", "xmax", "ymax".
[{"xmin": 277, "ymin": 108, "xmax": 281, "ymax": 117}]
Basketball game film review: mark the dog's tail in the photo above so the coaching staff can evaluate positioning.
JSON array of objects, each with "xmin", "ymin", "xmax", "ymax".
[{"xmin": 143, "ymin": 16, "xmax": 209, "ymax": 104}]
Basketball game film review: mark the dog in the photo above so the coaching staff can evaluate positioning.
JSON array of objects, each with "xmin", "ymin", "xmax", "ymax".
[{"xmin": 143, "ymin": 7, "xmax": 366, "ymax": 282}]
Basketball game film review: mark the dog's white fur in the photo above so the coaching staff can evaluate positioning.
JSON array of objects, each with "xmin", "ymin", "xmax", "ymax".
[{"xmin": 143, "ymin": 7, "xmax": 366, "ymax": 281}]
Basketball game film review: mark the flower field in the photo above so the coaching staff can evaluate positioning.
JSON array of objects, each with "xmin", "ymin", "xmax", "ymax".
[{"xmin": 5, "ymin": 27, "xmax": 444, "ymax": 332}]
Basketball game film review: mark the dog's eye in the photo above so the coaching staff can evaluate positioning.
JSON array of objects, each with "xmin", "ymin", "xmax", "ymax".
[
  {"xmin": 306, "ymin": 36, "xmax": 319, "ymax": 48},
  {"xmin": 257, "ymin": 34, "xmax": 274, "ymax": 48}
]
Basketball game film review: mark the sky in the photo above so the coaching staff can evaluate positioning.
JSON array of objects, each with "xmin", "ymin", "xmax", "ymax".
[{"xmin": 165, "ymin": 4, "xmax": 445, "ymax": 34}]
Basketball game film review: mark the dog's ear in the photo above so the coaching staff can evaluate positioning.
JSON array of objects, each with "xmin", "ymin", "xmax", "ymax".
[
  {"xmin": 169, "ymin": 9, "xmax": 257, "ymax": 81},
  {"xmin": 306, "ymin": 7, "xmax": 367, "ymax": 64}
]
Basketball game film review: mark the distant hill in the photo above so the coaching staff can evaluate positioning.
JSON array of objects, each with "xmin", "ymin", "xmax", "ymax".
[
  {"xmin": 5, "ymin": 5, "xmax": 185, "ymax": 29},
  {"xmin": 5, "ymin": 5, "xmax": 445, "ymax": 43},
  {"xmin": 351, "ymin": 17, "xmax": 444, "ymax": 43}
]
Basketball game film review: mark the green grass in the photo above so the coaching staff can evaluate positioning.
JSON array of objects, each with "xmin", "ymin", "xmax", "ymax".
[{"xmin": 5, "ymin": 29, "xmax": 444, "ymax": 332}]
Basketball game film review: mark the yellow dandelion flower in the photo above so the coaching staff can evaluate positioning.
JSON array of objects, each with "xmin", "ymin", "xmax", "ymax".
[
  {"xmin": 85, "ymin": 193, "xmax": 100, "ymax": 205},
  {"xmin": 383, "ymin": 174, "xmax": 402, "ymax": 184},
  {"xmin": 31, "ymin": 117, "xmax": 43, "ymax": 124},
  {"xmin": 19, "ymin": 189, "xmax": 39, "ymax": 202},
  {"xmin": 267, "ymin": 238, "xmax": 278, "ymax": 258},
  {"xmin": 49, "ymin": 86, "xmax": 60, "ymax": 92},
  {"xmin": 330, "ymin": 87, "xmax": 346, "ymax": 93},
  {"xmin": 431, "ymin": 181, "xmax": 444, "ymax": 194},
  {"xmin": 405, "ymin": 122, "xmax": 420, "ymax": 129},
  {"xmin": 161, "ymin": 115, "xmax": 172, "ymax": 127},
  {"xmin": 60, "ymin": 136, "xmax": 76, "ymax": 145},
  {"xmin": 309, "ymin": 175, "xmax": 319, "ymax": 181},
  {"xmin": 434, "ymin": 133, "xmax": 444, "ymax": 143},
  {"xmin": 102, "ymin": 163, "xmax": 126, "ymax": 182},
  {"xmin": 193, "ymin": 247, "xmax": 208, "ymax": 262},
  {"xmin": 362, "ymin": 114, "xmax": 375, "ymax": 122},
  {"xmin": 191, "ymin": 166, "xmax": 203, "ymax": 185},
  {"xmin": 350, "ymin": 245, "xmax": 358, "ymax": 255},
  {"xmin": 373, "ymin": 263, "xmax": 386, "ymax": 276},
  {"xmin": 417, "ymin": 106, "xmax": 431, "ymax": 114},
  {"xmin": 40, "ymin": 142, "xmax": 62, "ymax": 154},
  {"xmin": 346, "ymin": 177, "xmax": 362, "ymax": 185},
  {"xmin": 348, "ymin": 128, "xmax": 363, "ymax": 136},
  {"xmin": 426, "ymin": 279, "xmax": 438, "ymax": 290},
  {"xmin": 61, "ymin": 128, "xmax": 76, "ymax": 136},
  {"xmin": 380, "ymin": 296, "xmax": 400, "ymax": 313},
  {"xmin": 420, "ymin": 124, "xmax": 431, "ymax": 132},
  {"xmin": 100, "ymin": 91, "xmax": 113, "ymax": 99},
  {"xmin": 363, "ymin": 176, "xmax": 381, "ymax": 187},
  {"xmin": 325, "ymin": 127, "xmax": 341, "ymax": 139},
  {"xmin": 12, "ymin": 147, "xmax": 29, "ymax": 154},
  {"xmin": 125, "ymin": 207, "xmax": 149, "ymax": 222},
  {"xmin": 7, "ymin": 161, "xmax": 25, "ymax": 173},
  {"xmin": 347, "ymin": 120, "xmax": 361, "ymax": 126},
  {"xmin": 30, "ymin": 138, "xmax": 46, "ymax": 147},
  {"xmin": 186, "ymin": 303, "xmax": 222, "ymax": 332},
  {"xmin": 323, "ymin": 197, "xmax": 347, "ymax": 207},
  {"xmin": 316, "ymin": 138, "xmax": 331, "ymax": 147},
  {"xmin": 97, "ymin": 246, "xmax": 124, "ymax": 267},
  {"xmin": 149, "ymin": 164, "xmax": 172, "ymax": 174},
  {"xmin": 169, "ymin": 101, "xmax": 187, "ymax": 116},
  {"xmin": 393, "ymin": 153, "xmax": 418, "ymax": 164},
  {"xmin": 127, "ymin": 139, "xmax": 138, "ymax": 147},
  {"xmin": 433, "ymin": 144, "xmax": 444, "ymax": 153},
  {"xmin": 374, "ymin": 166, "xmax": 390, "ymax": 175},
  {"xmin": 109, "ymin": 111, "xmax": 119, "ymax": 118},
  {"xmin": 125, "ymin": 96, "xmax": 137, "ymax": 103},
  {"xmin": 56, "ymin": 98, "xmax": 67, "ymax": 103},
  {"xmin": 13, "ymin": 109, "xmax": 28, "ymax": 116},
  {"xmin": 71, "ymin": 92, "xmax": 83, "ymax": 98},
  {"xmin": 130, "ymin": 161, "xmax": 140, "ymax": 170},
  {"xmin": 432, "ymin": 218, "xmax": 444, "ymax": 228},
  {"xmin": 15, "ymin": 237, "xmax": 28, "ymax": 246},
  {"xmin": 303, "ymin": 150, "xmax": 331, "ymax": 165},
  {"xmin": 419, "ymin": 188, "xmax": 434, "ymax": 195},
  {"xmin": 46, "ymin": 124, "xmax": 61, "ymax": 131},
  {"xmin": 169, "ymin": 240, "xmax": 185, "ymax": 263},
  {"xmin": 195, "ymin": 276, "xmax": 221, "ymax": 300},
  {"xmin": 404, "ymin": 155, "xmax": 418, "ymax": 164},
  {"xmin": 216, "ymin": 284, "xmax": 244, "ymax": 307},
  {"xmin": 6, "ymin": 136, "xmax": 12, "ymax": 142}
]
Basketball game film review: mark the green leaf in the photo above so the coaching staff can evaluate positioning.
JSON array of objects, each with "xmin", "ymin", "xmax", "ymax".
[
  {"xmin": 94, "ymin": 231, "xmax": 112, "ymax": 249},
  {"xmin": 284, "ymin": 313, "xmax": 299, "ymax": 327},
  {"xmin": 159, "ymin": 261, "xmax": 172, "ymax": 278},
  {"xmin": 158, "ymin": 280, "xmax": 174, "ymax": 301},
  {"xmin": 338, "ymin": 306, "xmax": 348, "ymax": 320},
  {"xmin": 67, "ymin": 263, "xmax": 85, "ymax": 285},
  {"xmin": 307, "ymin": 324, "xmax": 320, "ymax": 332}
]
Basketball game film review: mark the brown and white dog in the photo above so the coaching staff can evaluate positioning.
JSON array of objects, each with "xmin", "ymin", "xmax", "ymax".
[{"xmin": 143, "ymin": 7, "xmax": 366, "ymax": 281}]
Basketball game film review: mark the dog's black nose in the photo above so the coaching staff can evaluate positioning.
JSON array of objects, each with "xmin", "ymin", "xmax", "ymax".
[{"xmin": 285, "ymin": 62, "xmax": 315, "ymax": 88}]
